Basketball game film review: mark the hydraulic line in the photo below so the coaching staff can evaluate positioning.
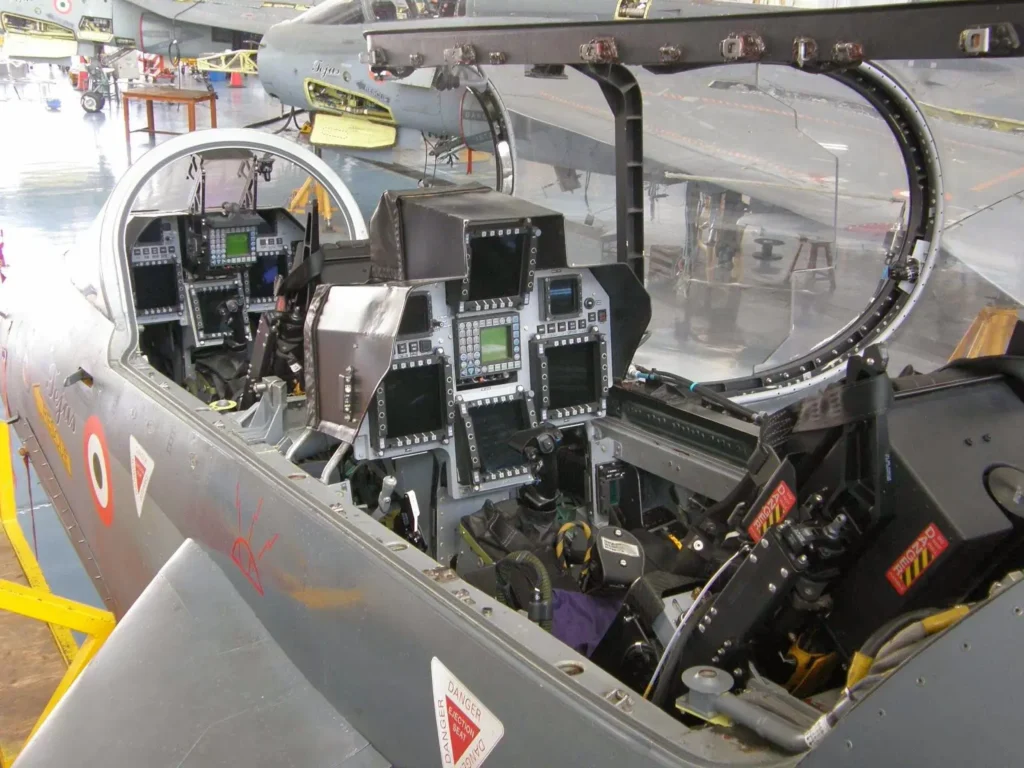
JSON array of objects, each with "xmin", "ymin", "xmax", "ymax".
[{"xmin": 494, "ymin": 551, "xmax": 553, "ymax": 631}]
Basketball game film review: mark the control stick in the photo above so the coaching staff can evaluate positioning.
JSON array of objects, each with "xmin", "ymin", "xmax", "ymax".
[{"xmin": 508, "ymin": 423, "xmax": 563, "ymax": 510}]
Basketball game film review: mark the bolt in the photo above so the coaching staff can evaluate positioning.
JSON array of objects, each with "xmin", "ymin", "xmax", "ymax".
[
  {"xmin": 965, "ymin": 437, "xmax": 974, "ymax": 446},
  {"xmin": 619, "ymin": 559, "xmax": 628, "ymax": 567},
  {"xmin": 780, "ymin": 567, "xmax": 789, "ymax": 578},
  {"xmin": 711, "ymin": 655, "xmax": 719, "ymax": 663},
  {"xmin": 615, "ymin": 529, "xmax": 623, "ymax": 537},
  {"xmin": 768, "ymin": 583, "xmax": 777, "ymax": 593},
  {"xmin": 693, "ymin": 539, "xmax": 705, "ymax": 551},
  {"xmin": 723, "ymin": 640, "xmax": 732, "ymax": 648},
  {"xmin": 797, "ymin": 554, "xmax": 809, "ymax": 565},
  {"xmin": 750, "ymin": 554, "xmax": 758, "ymax": 564},
  {"xmin": 983, "ymin": 434, "xmax": 992, "ymax": 443},
  {"xmin": 709, "ymin": 607, "xmax": 718, "ymax": 617},
  {"xmin": 698, "ymin": 624, "xmax": 706, "ymax": 633},
  {"xmin": 733, "ymin": 668, "xmax": 744, "ymax": 677},
  {"xmin": 761, "ymin": 538, "xmax": 769, "ymax": 548}
]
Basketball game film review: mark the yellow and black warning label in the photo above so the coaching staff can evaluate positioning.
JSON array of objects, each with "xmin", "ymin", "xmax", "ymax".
[
  {"xmin": 747, "ymin": 481, "xmax": 797, "ymax": 543},
  {"xmin": 886, "ymin": 523, "xmax": 949, "ymax": 596}
]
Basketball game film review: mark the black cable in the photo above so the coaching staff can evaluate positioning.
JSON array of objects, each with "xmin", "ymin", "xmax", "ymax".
[
  {"xmin": 639, "ymin": 366, "xmax": 760, "ymax": 424},
  {"xmin": 244, "ymin": 108, "xmax": 305, "ymax": 130}
]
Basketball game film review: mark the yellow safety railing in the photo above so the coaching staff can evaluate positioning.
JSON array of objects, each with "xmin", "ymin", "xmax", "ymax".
[
  {"xmin": 0, "ymin": 423, "xmax": 116, "ymax": 767},
  {"xmin": 196, "ymin": 50, "xmax": 258, "ymax": 75}
]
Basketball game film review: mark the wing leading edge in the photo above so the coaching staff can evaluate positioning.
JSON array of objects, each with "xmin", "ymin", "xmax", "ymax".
[{"xmin": 15, "ymin": 539, "xmax": 390, "ymax": 767}]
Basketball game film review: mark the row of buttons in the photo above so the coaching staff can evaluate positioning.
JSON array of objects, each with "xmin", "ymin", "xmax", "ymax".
[
  {"xmin": 134, "ymin": 245, "xmax": 176, "ymax": 257},
  {"xmin": 458, "ymin": 315, "xmax": 518, "ymax": 331},
  {"xmin": 460, "ymin": 360, "xmax": 520, "ymax": 377},
  {"xmin": 396, "ymin": 339, "xmax": 433, "ymax": 356}
]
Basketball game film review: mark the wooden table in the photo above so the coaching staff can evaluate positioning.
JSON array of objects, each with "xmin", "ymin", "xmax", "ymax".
[{"xmin": 123, "ymin": 87, "xmax": 217, "ymax": 143}]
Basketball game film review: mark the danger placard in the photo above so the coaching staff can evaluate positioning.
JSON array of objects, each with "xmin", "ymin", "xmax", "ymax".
[
  {"xmin": 747, "ymin": 481, "xmax": 797, "ymax": 543},
  {"xmin": 129, "ymin": 435, "xmax": 154, "ymax": 518},
  {"xmin": 432, "ymin": 657, "xmax": 504, "ymax": 767},
  {"xmin": 886, "ymin": 523, "xmax": 949, "ymax": 596}
]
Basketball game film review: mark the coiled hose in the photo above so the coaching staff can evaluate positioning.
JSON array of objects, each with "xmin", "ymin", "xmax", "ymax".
[{"xmin": 494, "ymin": 551, "xmax": 553, "ymax": 632}]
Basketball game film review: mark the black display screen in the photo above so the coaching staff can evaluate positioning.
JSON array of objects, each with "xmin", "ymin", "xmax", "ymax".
[
  {"xmin": 548, "ymin": 277, "xmax": 580, "ymax": 317},
  {"xmin": 384, "ymin": 364, "xmax": 444, "ymax": 438},
  {"xmin": 467, "ymin": 233, "xmax": 525, "ymax": 301},
  {"xmin": 546, "ymin": 341, "xmax": 599, "ymax": 410},
  {"xmin": 136, "ymin": 218, "xmax": 165, "ymax": 244},
  {"xmin": 471, "ymin": 400, "xmax": 527, "ymax": 473},
  {"xmin": 197, "ymin": 287, "xmax": 239, "ymax": 336},
  {"xmin": 132, "ymin": 263, "xmax": 179, "ymax": 311},
  {"xmin": 399, "ymin": 294, "xmax": 432, "ymax": 336},
  {"xmin": 247, "ymin": 256, "xmax": 280, "ymax": 301}
]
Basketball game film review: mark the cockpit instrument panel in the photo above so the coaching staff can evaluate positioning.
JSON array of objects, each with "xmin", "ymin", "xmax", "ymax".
[
  {"xmin": 447, "ymin": 223, "xmax": 537, "ymax": 313},
  {"xmin": 129, "ymin": 218, "xmax": 186, "ymax": 325},
  {"xmin": 186, "ymin": 276, "xmax": 250, "ymax": 348}
]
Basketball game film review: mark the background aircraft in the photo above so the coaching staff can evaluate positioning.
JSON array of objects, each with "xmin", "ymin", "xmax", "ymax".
[{"xmin": 0, "ymin": 0, "xmax": 323, "ymax": 63}]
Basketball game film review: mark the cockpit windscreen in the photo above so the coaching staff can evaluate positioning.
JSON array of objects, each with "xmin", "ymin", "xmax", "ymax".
[{"xmin": 467, "ymin": 233, "xmax": 524, "ymax": 301}]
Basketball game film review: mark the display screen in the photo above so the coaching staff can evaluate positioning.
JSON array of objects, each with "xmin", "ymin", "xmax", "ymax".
[
  {"xmin": 247, "ymin": 256, "xmax": 280, "ymax": 301},
  {"xmin": 197, "ymin": 287, "xmax": 239, "ymax": 336},
  {"xmin": 548, "ymin": 277, "xmax": 580, "ymax": 317},
  {"xmin": 467, "ymin": 233, "xmax": 525, "ymax": 301},
  {"xmin": 399, "ymin": 294, "xmax": 432, "ymax": 336},
  {"xmin": 546, "ymin": 341, "xmax": 599, "ymax": 410},
  {"xmin": 225, "ymin": 232, "xmax": 250, "ymax": 257},
  {"xmin": 479, "ymin": 325, "xmax": 513, "ymax": 365},
  {"xmin": 384, "ymin": 364, "xmax": 444, "ymax": 438},
  {"xmin": 472, "ymin": 400, "xmax": 528, "ymax": 473},
  {"xmin": 136, "ymin": 218, "xmax": 165, "ymax": 244},
  {"xmin": 132, "ymin": 263, "xmax": 179, "ymax": 311}
]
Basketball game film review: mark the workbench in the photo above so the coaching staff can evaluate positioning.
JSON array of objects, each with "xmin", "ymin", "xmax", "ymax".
[{"xmin": 122, "ymin": 87, "xmax": 217, "ymax": 143}]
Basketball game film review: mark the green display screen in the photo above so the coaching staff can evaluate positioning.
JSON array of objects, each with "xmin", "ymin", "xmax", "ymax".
[
  {"xmin": 225, "ymin": 232, "xmax": 250, "ymax": 257},
  {"xmin": 480, "ymin": 326, "xmax": 512, "ymax": 365}
]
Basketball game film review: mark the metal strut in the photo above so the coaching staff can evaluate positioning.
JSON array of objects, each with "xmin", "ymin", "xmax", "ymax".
[{"xmin": 576, "ymin": 64, "xmax": 644, "ymax": 283}]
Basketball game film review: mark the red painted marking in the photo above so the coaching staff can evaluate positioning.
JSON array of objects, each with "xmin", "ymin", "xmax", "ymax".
[
  {"xmin": 446, "ymin": 696, "xmax": 480, "ymax": 764},
  {"xmin": 230, "ymin": 483, "xmax": 278, "ymax": 597},
  {"xmin": 747, "ymin": 481, "xmax": 797, "ymax": 543},
  {"xmin": 53, "ymin": 0, "xmax": 72, "ymax": 15},
  {"xmin": 133, "ymin": 456, "xmax": 146, "ymax": 493},
  {"xmin": 886, "ymin": 523, "xmax": 949, "ymax": 596},
  {"xmin": 83, "ymin": 415, "xmax": 114, "ymax": 527}
]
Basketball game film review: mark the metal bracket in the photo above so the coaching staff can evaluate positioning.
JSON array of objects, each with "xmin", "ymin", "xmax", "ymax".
[{"xmin": 574, "ymin": 64, "xmax": 644, "ymax": 282}]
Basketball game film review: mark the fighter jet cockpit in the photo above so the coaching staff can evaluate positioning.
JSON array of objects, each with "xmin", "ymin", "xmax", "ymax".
[{"xmin": 105, "ymin": 9, "xmax": 1024, "ymax": 755}]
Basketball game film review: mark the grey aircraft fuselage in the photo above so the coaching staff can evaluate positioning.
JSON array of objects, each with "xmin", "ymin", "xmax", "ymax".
[
  {"xmin": 0, "ymin": 129, "xmax": 777, "ymax": 767},
  {"xmin": 0, "ymin": 0, "xmax": 316, "ymax": 62}
]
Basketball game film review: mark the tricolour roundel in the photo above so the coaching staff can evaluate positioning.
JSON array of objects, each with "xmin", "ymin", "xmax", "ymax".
[
  {"xmin": 53, "ymin": 0, "xmax": 72, "ymax": 14},
  {"xmin": 83, "ymin": 415, "xmax": 113, "ymax": 526}
]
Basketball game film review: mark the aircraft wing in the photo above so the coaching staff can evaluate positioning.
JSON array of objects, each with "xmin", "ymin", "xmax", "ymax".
[
  {"xmin": 15, "ymin": 539, "xmax": 390, "ymax": 767},
  {"xmin": 128, "ymin": 0, "xmax": 312, "ymax": 36}
]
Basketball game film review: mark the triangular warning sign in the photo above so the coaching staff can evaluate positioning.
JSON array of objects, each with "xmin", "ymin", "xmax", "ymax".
[
  {"xmin": 432, "ymin": 658, "xmax": 504, "ymax": 767},
  {"xmin": 129, "ymin": 435, "xmax": 154, "ymax": 518}
]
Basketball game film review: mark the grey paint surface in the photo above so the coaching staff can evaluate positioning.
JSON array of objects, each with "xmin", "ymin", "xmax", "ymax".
[
  {"xmin": 1, "ymin": 130, "xmax": 778, "ymax": 767},
  {"xmin": 800, "ymin": 578, "xmax": 1024, "ymax": 766},
  {"xmin": 17, "ymin": 539, "xmax": 391, "ymax": 768}
]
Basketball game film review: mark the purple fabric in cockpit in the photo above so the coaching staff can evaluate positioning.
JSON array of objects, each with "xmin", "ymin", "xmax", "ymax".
[{"xmin": 551, "ymin": 589, "xmax": 623, "ymax": 657}]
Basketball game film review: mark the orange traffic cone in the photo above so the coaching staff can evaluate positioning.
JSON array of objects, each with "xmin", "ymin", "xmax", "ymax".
[{"xmin": 229, "ymin": 71, "xmax": 244, "ymax": 88}]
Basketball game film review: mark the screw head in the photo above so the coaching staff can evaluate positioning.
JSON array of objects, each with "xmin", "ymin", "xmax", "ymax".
[
  {"xmin": 768, "ymin": 583, "xmax": 777, "ymax": 593},
  {"xmin": 619, "ymin": 559, "xmax": 628, "ymax": 567}
]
